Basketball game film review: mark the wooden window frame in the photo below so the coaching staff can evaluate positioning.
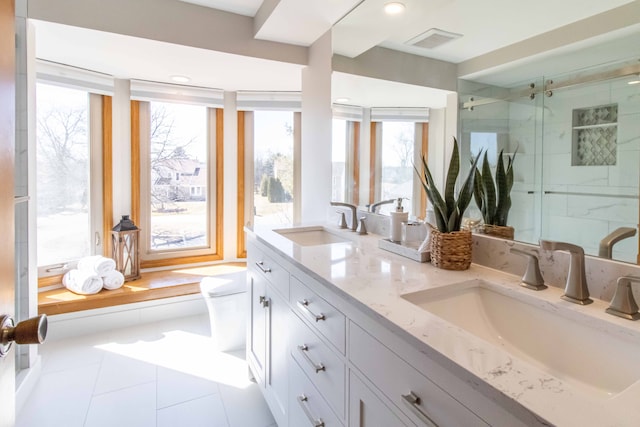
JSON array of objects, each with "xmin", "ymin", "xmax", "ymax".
[
  {"xmin": 237, "ymin": 110, "xmax": 246, "ymax": 258},
  {"xmin": 133, "ymin": 102, "xmax": 224, "ymax": 269}
]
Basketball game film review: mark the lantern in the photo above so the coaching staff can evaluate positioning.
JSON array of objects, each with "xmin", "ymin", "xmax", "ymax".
[{"xmin": 111, "ymin": 215, "xmax": 141, "ymax": 281}]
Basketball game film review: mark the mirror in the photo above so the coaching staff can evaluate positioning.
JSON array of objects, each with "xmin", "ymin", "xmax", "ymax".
[
  {"xmin": 331, "ymin": 5, "xmax": 640, "ymax": 264},
  {"xmin": 458, "ymin": 32, "xmax": 640, "ymax": 264}
]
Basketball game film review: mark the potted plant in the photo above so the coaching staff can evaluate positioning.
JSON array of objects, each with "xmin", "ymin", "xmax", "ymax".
[
  {"xmin": 416, "ymin": 137, "xmax": 481, "ymax": 270},
  {"xmin": 473, "ymin": 149, "xmax": 517, "ymax": 239}
]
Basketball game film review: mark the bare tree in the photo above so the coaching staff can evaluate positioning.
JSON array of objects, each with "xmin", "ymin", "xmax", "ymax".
[
  {"xmin": 37, "ymin": 106, "xmax": 88, "ymax": 213},
  {"xmin": 393, "ymin": 127, "xmax": 414, "ymax": 168}
]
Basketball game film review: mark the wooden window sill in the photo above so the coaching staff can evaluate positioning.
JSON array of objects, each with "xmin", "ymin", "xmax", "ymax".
[{"xmin": 38, "ymin": 262, "xmax": 246, "ymax": 316}]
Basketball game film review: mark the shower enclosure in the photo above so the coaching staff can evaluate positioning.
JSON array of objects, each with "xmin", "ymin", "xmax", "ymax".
[{"xmin": 458, "ymin": 58, "xmax": 640, "ymax": 264}]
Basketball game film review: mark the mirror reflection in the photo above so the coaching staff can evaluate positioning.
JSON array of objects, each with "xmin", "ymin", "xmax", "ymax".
[{"xmin": 332, "ymin": 18, "xmax": 639, "ymax": 264}]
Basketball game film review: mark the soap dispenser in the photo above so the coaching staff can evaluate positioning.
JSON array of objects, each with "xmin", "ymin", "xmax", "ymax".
[{"xmin": 390, "ymin": 198, "xmax": 409, "ymax": 243}]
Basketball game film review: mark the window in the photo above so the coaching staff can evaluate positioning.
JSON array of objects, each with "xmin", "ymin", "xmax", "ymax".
[
  {"xmin": 237, "ymin": 92, "xmax": 302, "ymax": 257},
  {"xmin": 371, "ymin": 110, "xmax": 429, "ymax": 218},
  {"xmin": 137, "ymin": 99, "xmax": 221, "ymax": 266},
  {"xmin": 253, "ymin": 110, "xmax": 295, "ymax": 226},
  {"xmin": 36, "ymin": 83, "xmax": 104, "ymax": 272},
  {"xmin": 380, "ymin": 121, "xmax": 416, "ymax": 215}
]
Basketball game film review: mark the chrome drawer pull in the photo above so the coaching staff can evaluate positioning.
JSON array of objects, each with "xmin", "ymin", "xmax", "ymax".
[
  {"xmin": 259, "ymin": 295, "xmax": 270, "ymax": 308},
  {"xmin": 255, "ymin": 261, "xmax": 271, "ymax": 273},
  {"xmin": 297, "ymin": 344, "xmax": 326, "ymax": 373},
  {"xmin": 402, "ymin": 391, "xmax": 439, "ymax": 427},
  {"xmin": 297, "ymin": 299, "xmax": 326, "ymax": 322},
  {"xmin": 297, "ymin": 395, "xmax": 325, "ymax": 427}
]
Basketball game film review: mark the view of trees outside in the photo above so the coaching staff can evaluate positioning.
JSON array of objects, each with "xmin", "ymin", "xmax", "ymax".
[
  {"xmin": 381, "ymin": 121, "xmax": 415, "ymax": 216},
  {"xmin": 36, "ymin": 83, "xmax": 90, "ymax": 266},
  {"xmin": 332, "ymin": 119, "xmax": 347, "ymax": 202},
  {"xmin": 254, "ymin": 111, "xmax": 294, "ymax": 225},
  {"xmin": 148, "ymin": 101, "xmax": 208, "ymax": 250}
]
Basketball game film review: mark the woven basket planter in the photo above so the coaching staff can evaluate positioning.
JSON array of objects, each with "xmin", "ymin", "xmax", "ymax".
[
  {"xmin": 483, "ymin": 224, "xmax": 515, "ymax": 240},
  {"xmin": 430, "ymin": 228, "xmax": 472, "ymax": 270}
]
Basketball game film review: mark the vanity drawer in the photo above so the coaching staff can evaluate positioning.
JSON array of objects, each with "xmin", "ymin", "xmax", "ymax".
[
  {"xmin": 248, "ymin": 241, "xmax": 290, "ymax": 298},
  {"xmin": 289, "ymin": 358, "xmax": 344, "ymax": 427},
  {"xmin": 349, "ymin": 322, "xmax": 487, "ymax": 427},
  {"xmin": 291, "ymin": 311, "xmax": 346, "ymax": 419},
  {"xmin": 291, "ymin": 275, "xmax": 346, "ymax": 354}
]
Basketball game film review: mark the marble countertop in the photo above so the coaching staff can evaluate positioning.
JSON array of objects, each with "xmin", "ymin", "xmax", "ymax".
[{"xmin": 248, "ymin": 223, "xmax": 640, "ymax": 427}]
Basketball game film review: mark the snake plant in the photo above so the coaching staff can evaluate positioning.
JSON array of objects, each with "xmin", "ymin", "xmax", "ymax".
[
  {"xmin": 473, "ymin": 149, "xmax": 517, "ymax": 226},
  {"xmin": 415, "ymin": 138, "xmax": 481, "ymax": 233}
]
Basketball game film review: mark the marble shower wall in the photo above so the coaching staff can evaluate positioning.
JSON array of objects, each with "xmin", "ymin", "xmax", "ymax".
[{"xmin": 540, "ymin": 76, "xmax": 640, "ymax": 263}]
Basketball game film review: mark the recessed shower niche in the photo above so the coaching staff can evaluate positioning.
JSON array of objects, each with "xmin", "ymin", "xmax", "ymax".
[{"xmin": 571, "ymin": 103, "xmax": 618, "ymax": 166}]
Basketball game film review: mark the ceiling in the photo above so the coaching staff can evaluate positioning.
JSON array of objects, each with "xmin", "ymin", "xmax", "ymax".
[{"xmin": 33, "ymin": 0, "xmax": 640, "ymax": 108}]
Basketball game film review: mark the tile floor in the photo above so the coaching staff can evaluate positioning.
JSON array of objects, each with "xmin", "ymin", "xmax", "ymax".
[{"xmin": 17, "ymin": 314, "xmax": 276, "ymax": 427}]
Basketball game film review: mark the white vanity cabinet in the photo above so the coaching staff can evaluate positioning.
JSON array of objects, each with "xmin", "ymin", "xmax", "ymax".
[
  {"xmin": 247, "ymin": 241, "xmax": 290, "ymax": 427},
  {"xmin": 246, "ymin": 233, "xmax": 531, "ymax": 427}
]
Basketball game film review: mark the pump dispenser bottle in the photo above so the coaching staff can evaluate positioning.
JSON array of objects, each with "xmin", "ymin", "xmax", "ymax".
[{"xmin": 390, "ymin": 198, "xmax": 409, "ymax": 242}]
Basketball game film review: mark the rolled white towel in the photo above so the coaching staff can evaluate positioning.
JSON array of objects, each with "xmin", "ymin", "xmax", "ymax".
[
  {"xmin": 102, "ymin": 270, "xmax": 125, "ymax": 290},
  {"xmin": 63, "ymin": 269, "xmax": 103, "ymax": 295},
  {"xmin": 77, "ymin": 255, "xmax": 116, "ymax": 276}
]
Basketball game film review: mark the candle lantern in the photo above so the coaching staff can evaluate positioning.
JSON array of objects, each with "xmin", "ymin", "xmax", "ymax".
[{"xmin": 111, "ymin": 215, "xmax": 141, "ymax": 281}]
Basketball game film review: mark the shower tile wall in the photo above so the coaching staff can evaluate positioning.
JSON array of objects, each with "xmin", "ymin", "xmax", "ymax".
[
  {"xmin": 507, "ymin": 98, "xmax": 541, "ymax": 244},
  {"xmin": 540, "ymin": 78, "xmax": 640, "ymax": 262}
]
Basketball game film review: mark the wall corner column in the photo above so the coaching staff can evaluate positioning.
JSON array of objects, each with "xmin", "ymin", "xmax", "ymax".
[{"xmin": 301, "ymin": 30, "xmax": 333, "ymax": 223}]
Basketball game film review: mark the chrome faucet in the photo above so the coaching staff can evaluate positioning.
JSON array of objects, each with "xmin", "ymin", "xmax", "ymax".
[
  {"xmin": 330, "ymin": 202, "xmax": 357, "ymax": 231},
  {"xmin": 539, "ymin": 240, "xmax": 592, "ymax": 305},
  {"xmin": 598, "ymin": 227, "xmax": 637, "ymax": 259},
  {"xmin": 368, "ymin": 198, "xmax": 396, "ymax": 213}
]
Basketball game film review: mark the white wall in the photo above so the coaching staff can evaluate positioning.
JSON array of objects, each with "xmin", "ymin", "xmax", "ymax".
[
  {"xmin": 112, "ymin": 79, "xmax": 131, "ymax": 221},
  {"xmin": 301, "ymin": 30, "xmax": 333, "ymax": 223},
  {"xmin": 223, "ymin": 92, "xmax": 238, "ymax": 258}
]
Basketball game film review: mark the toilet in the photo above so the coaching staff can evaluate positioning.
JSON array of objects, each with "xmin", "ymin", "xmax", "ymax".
[{"xmin": 200, "ymin": 272, "xmax": 247, "ymax": 352}]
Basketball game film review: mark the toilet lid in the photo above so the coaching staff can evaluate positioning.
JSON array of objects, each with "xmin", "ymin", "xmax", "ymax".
[{"xmin": 200, "ymin": 273, "xmax": 246, "ymax": 297}]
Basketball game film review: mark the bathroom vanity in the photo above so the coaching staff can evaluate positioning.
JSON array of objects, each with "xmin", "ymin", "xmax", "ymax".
[{"xmin": 246, "ymin": 225, "xmax": 640, "ymax": 427}]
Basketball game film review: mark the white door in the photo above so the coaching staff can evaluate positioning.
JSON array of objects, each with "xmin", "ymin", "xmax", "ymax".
[{"xmin": 0, "ymin": 1, "xmax": 16, "ymax": 426}]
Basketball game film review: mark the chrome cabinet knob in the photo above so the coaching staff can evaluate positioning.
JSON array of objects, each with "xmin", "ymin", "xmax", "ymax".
[{"xmin": 0, "ymin": 314, "xmax": 48, "ymax": 357}]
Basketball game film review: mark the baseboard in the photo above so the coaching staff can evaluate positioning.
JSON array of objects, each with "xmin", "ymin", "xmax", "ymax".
[
  {"xmin": 15, "ymin": 355, "xmax": 42, "ymax": 415},
  {"xmin": 45, "ymin": 293, "xmax": 208, "ymax": 342}
]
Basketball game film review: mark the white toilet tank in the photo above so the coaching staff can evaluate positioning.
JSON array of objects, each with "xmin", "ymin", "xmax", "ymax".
[{"xmin": 200, "ymin": 272, "xmax": 247, "ymax": 352}]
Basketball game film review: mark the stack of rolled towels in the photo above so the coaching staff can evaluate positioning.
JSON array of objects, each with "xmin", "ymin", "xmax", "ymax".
[{"xmin": 62, "ymin": 255, "xmax": 125, "ymax": 295}]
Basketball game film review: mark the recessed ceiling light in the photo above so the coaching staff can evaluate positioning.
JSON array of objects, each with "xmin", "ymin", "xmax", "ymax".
[
  {"xmin": 628, "ymin": 75, "xmax": 640, "ymax": 85},
  {"xmin": 384, "ymin": 2, "xmax": 405, "ymax": 15},
  {"xmin": 334, "ymin": 97, "xmax": 350, "ymax": 103},
  {"xmin": 170, "ymin": 75, "xmax": 191, "ymax": 83}
]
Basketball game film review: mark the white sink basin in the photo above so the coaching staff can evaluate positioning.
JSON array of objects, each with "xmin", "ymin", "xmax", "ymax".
[
  {"xmin": 402, "ymin": 280, "xmax": 640, "ymax": 398},
  {"xmin": 274, "ymin": 226, "xmax": 352, "ymax": 246}
]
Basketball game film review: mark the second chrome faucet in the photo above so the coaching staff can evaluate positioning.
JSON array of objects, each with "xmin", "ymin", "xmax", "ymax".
[{"xmin": 539, "ymin": 239, "xmax": 593, "ymax": 305}]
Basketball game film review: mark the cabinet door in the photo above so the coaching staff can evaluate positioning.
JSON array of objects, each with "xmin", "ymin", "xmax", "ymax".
[
  {"xmin": 349, "ymin": 372, "xmax": 412, "ymax": 427},
  {"xmin": 266, "ymin": 289, "xmax": 289, "ymax": 427},
  {"xmin": 247, "ymin": 270, "xmax": 268, "ymax": 385}
]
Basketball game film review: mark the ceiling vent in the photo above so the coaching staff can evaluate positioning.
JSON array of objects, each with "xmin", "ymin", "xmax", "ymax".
[{"xmin": 406, "ymin": 28, "xmax": 462, "ymax": 49}]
